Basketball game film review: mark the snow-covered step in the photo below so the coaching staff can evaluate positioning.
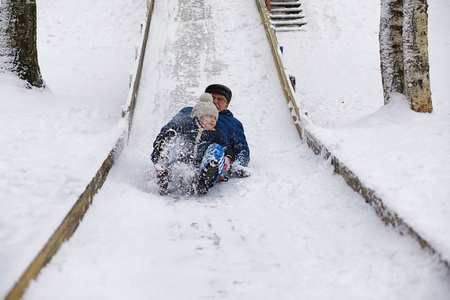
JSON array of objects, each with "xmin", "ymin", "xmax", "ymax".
[
  {"xmin": 271, "ymin": 1, "xmax": 302, "ymax": 8},
  {"xmin": 270, "ymin": 7, "xmax": 303, "ymax": 14},
  {"xmin": 271, "ymin": 0, "xmax": 301, "ymax": 3},
  {"xmin": 270, "ymin": 13, "xmax": 305, "ymax": 20},
  {"xmin": 274, "ymin": 26, "xmax": 304, "ymax": 32},
  {"xmin": 267, "ymin": 0, "xmax": 306, "ymax": 29},
  {"xmin": 272, "ymin": 20, "xmax": 307, "ymax": 28}
]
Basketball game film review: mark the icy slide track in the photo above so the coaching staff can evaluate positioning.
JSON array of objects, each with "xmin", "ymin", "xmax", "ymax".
[{"xmin": 19, "ymin": 0, "xmax": 450, "ymax": 299}]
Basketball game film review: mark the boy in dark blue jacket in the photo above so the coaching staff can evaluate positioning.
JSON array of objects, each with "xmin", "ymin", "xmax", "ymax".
[{"xmin": 152, "ymin": 93, "xmax": 230, "ymax": 195}]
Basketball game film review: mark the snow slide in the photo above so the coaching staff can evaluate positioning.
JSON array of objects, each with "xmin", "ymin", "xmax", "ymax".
[{"xmin": 23, "ymin": 0, "xmax": 450, "ymax": 299}]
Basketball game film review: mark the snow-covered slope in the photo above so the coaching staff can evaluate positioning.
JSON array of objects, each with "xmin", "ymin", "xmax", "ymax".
[
  {"xmin": 21, "ymin": 0, "xmax": 450, "ymax": 299},
  {"xmin": 0, "ymin": 0, "xmax": 146, "ymax": 296},
  {"xmin": 1, "ymin": 0, "xmax": 449, "ymax": 298},
  {"xmin": 278, "ymin": 0, "xmax": 450, "ymax": 263}
]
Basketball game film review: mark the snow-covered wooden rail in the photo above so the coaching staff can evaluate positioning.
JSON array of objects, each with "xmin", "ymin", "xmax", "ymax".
[
  {"xmin": 4, "ymin": 2, "xmax": 157, "ymax": 299},
  {"xmin": 255, "ymin": 0, "xmax": 450, "ymax": 272}
]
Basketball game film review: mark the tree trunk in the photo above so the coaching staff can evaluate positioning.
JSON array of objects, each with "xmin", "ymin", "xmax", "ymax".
[
  {"xmin": 403, "ymin": 0, "xmax": 432, "ymax": 112},
  {"xmin": 379, "ymin": 0, "xmax": 404, "ymax": 104},
  {"xmin": 2, "ymin": 0, "xmax": 44, "ymax": 88}
]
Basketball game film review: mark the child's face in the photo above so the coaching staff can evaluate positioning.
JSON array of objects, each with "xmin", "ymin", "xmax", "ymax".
[{"xmin": 200, "ymin": 115, "xmax": 217, "ymax": 130}]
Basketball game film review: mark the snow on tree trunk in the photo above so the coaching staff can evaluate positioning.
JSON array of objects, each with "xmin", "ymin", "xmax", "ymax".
[
  {"xmin": 379, "ymin": 0, "xmax": 405, "ymax": 105},
  {"xmin": 0, "ymin": 1, "xmax": 13, "ymax": 71},
  {"xmin": 403, "ymin": 0, "xmax": 432, "ymax": 112},
  {"xmin": 1, "ymin": 0, "xmax": 44, "ymax": 88}
]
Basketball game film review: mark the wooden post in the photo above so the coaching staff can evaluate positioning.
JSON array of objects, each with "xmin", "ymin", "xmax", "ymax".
[{"xmin": 265, "ymin": 0, "xmax": 271, "ymax": 11}]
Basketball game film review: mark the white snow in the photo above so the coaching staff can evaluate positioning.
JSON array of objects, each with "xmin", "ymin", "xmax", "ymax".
[
  {"xmin": 278, "ymin": 0, "xmax": 450, "ymax": 263},
  {"xmin": 0, "ymin": 0, "xmax": 146, "ymax": 296},
  {"xmin": 1, "ymin": 0, "xmax": 449, "ymax": 298}
]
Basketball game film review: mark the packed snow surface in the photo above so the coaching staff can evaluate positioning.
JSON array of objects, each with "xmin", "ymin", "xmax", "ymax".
[{"xmin": 1, "ymin": 0, "xmax": 449, "ymax": 299}]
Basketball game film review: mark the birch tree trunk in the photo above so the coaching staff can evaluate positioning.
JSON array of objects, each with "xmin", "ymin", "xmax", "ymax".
[
  {"xmin": 379, "ymin": 0, "xmax": 404, "ymax": 104},
  {"xmin": 1, "ymin": 0, "xmax": 44, "ymax": 88},
  {"xmin": 403, "ymin": 0, "xmax": 432, "ymax": 112}
]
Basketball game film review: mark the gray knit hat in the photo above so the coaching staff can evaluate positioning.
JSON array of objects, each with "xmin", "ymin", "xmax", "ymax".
[{"xmin": 191, "ymin": 93, "xmax": 218, "ymax": 120}]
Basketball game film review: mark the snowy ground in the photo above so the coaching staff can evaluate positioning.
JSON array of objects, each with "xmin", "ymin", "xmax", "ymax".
[
  {"xmin": 278, "ymin": 0, "xmax": 450, "ymax": 263},
  {"xmin": 1, "ymin": 0, "xmax": 449, "ymax": 299},
  {"xmin": 0, "ymin": 0, "xmax": 146, "ymax": 296}
]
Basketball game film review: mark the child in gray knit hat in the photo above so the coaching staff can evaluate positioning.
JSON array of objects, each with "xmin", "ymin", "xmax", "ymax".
[
  {"xmin": 191, "ymin": 93, "xmax": 218, "ymax": 130},
  {"xmin": 151, "ymin": 93, "xmax": 231, "ymax": 195}
]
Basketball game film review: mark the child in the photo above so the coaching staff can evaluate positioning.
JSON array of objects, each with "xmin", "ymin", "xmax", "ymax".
[{"xmin": 151, "ymin": 93, "xmax": 230, "ymax": 195}]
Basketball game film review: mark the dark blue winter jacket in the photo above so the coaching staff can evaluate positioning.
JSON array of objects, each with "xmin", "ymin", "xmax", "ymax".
[
  {"xmin": 163, "ymin": 107, "xmax": 250, "ymax": 167},
  {"xmin": 152, "ymin": 112, "xmax": 228, "ymax": 166}
]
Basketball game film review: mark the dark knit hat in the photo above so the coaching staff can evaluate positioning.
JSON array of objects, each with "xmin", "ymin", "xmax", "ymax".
[{"xmin": 205, "ymin": 84, "xmax": 232, "ymax": 103}]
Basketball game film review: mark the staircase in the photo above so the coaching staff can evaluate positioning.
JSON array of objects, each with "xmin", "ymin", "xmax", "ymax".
[{"xmin": 268, "ymin": 0, "xmax": 306, "ymax": 31}]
